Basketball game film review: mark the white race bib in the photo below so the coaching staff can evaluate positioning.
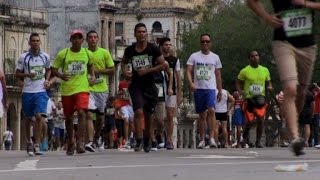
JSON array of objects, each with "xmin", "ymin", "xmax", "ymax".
[
  {"xmin": 249, "ymin": 84, "xmax": 263, "ymax": 95},
  {"xmin": 132, "ymin": 55, "xmax": 151, "ymax": 70},
  {"xmin": 67, "ymin": 61, "xmax": 85, "ymax": 75},
  {"xmin": 156, "ymin": 83, "xmax": 164, "ymax": 98},
  {"xmin": 196, "ymin": 66, "xmax": 211, "ymax": 80},
  {"xmin": 30, "ymin": 66, "xmax": 45, "ymax": 80},
  {"xmin": 282, "ymin": 8, "xmax": 313, "ymax": 37}
]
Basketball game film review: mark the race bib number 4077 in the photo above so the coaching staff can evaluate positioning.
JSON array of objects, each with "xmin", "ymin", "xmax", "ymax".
[{"xmin": 281, "ymin": 8, "xmax": 313, "ymax": 37}]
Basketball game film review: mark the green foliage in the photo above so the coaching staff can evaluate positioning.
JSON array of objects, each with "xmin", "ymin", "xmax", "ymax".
[{"xmin": 179, "ymin": 1, "xmax": 320, "ymax": 98}]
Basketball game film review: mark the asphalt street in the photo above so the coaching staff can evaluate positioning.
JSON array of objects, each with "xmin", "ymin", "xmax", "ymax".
[{"xmin": 0, "ymin": 147, "xmax": 319, "ymax": 180}]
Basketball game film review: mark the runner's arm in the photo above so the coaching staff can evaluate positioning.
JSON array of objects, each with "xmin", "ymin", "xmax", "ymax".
[
  {"xmin": 215, "ymin": 68, "xmax": 222, "ymax": 102},
  {"xmin": 247, "ymin": 0, "xmax": 283, "ymax": 28},
  {"xmin": 164, "ymin": 61, "xmax": 173, "ymax": 95}
]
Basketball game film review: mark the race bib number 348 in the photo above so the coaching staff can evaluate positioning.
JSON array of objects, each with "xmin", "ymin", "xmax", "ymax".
[{"xmin": 282, "ymin": 8, "xmax": 313, "ymax": 37}]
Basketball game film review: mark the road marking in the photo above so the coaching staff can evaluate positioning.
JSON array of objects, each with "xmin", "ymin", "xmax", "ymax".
[
  {"xmin": 14, "ymin": 159, "xmax": 39, "ymax": 170},
  {"xmin": 1, "ymin": 159, "xmax": 320, "ymax": 173},
  {"xmin": 177, "ymin": 155, "xmax": 252, "ymax": 159}
]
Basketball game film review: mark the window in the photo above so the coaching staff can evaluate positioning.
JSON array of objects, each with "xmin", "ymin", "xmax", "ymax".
[{"xmin": 115, "ymin": 22, "xmax": 124, "ymax": 37}]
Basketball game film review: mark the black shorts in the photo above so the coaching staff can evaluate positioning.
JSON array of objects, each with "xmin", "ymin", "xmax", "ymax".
[
  {"xmin": 104, "ymin": 115, "xmax": 116, "ymax": 133},
  {"xmin": 115, "ymin": 119, "xmax": 124, "ymax": 138},
  {"xmin": 299, "ymin": 108, "xmax": 313, "ymax": 125},
  {"xmin": 215, "ymin": 112, "xmax": 228, "ymax": 121},
  {"xmin": 129, "ymin": 83, "xmax": 158, "ymax": 113}
]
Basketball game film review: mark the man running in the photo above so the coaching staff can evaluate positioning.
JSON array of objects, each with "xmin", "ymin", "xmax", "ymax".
[
  {"xmin": 15, "ymin": 33, "xmax": 51, "ymax": 156},
  {"xmin": 247, "ymin": 0, "xmax": 320, "ymax": 155},
  {"xmin": 85, "ymin": 30, "xmax": 115, "ymax": 151},
  {"xmin": 121, "ymin": 23, "xmax": 166, "ymax": 153},
  {"xmin": 52, "ymin": 29, "xmax": 96, "ymax": 155},
  {"xmin": 159, "ymin": 37, "xmax": 182, "ymax": 150},
  {"xmin": 186, "ymin": 34, "xmax": 222, "ymax": 149},
  {"xmin": 236, "ymin": 51, "xmax": 273, "ymax": 148}
]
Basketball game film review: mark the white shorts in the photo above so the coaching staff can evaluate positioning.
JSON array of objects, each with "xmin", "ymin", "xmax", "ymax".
[
  {"xmin": 88, "ymin": 92, "xmax": 108, "ymax": 113},
  {"xmin": 165, "ymin": 95, "xmax": 177, "ymax": 108},
  {"xmin": 120, "ymin": 105, "xmax": 134, "ymax": 122}
]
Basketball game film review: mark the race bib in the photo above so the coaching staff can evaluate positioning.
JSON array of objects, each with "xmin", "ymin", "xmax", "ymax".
[
  {"xmin": 91, "ymin": 78, "xmax": 103, "ymax": 85},
  {"xmin": 282, "ymin": 8, "xmax": 313, "ymax": 37},
  {"xmin": 132, "ymin": 55, "xmax": 151, "ymax": 70},
  {"xmin": 106, "ymin": 108, "xmax": 115, "ymax": 115},
  {"xmin": 196, "ymin": 66, "xmax": 211, "ymax": 80},
  {"xmin": 249, "ymin": 84, "xmax": 263, "ymax": 95},
  {"xmin": 156, "ymin": 83, "xmax": 164, "ymax": 98},
  {"xmin": 30, "ymin": 66, "xmax": 45, "ymax": 80},
  {"xmin": 67, "ymin": 61, "xmax": 85, "ymax": 75}
]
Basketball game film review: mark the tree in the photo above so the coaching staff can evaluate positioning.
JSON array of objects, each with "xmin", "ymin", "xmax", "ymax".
[{"xmin": 179, "ymin": 1, "xmax": 320, "ymax": 100}]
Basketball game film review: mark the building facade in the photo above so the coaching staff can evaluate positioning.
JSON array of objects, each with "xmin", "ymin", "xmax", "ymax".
[{"xmin": 0, "ymin": 2, "xmax": 49, "ymax": 150}]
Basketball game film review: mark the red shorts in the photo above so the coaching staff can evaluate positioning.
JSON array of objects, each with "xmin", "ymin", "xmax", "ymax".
[{"xmin": 61, "ymin": 92, "xmax": 89, "ymax": 118}]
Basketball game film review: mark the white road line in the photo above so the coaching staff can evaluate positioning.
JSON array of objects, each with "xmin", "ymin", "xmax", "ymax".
[
  {"xmin": 14, "ymin": 159, "xmax": 39, "ymax": 170},
  {"xmin": 1, "ymin": 159, "xmax": 320, "ymax": 173},
  {"xmin": 177, "ymin": 155, "xmax": 252, "ymax": 159}
]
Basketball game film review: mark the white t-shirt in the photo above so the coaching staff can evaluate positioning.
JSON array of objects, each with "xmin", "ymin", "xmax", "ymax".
[
  {"xmin": 175, "ymin": 59, "xmax": 181, "ymax": 71},
  {"xmin": 47, "ymin": 99, "xmax": 56, "ymax": 119},
  {"xmin": 187, "ymin": 51, "xmax": 222, "ymax": 90},
  {"xmin": 16, "ymin": 51, "xmax": 51, "ymax": 93},
  {"xmin": 54, "ymin": 108, "xmax": 65, "ymax": 129},
  {"xmin": 3, "ymin": 130, "xmax": 13, "ymax": 141},
  {"xmin": 215, "ymin": 89, "xmax": 229, "ymax": 113}
]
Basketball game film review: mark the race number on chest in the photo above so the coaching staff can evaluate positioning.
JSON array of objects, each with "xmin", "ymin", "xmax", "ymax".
[
  {"xmin": 30, "ymin": 65, "xmax": 45, "ymax": 80},
  {"xmin": 196, "ymin": 66, "xmax": 212, "ymax": 80},
  {"xmin": 249, "ymin": 84, "xmax": 263, "ymax": 95},
  {"xmin": 67, "ymin": 61, "xmax": 85, "ymax": 75},
  {"xmin": 282, "ymin": 8, "xmax": 313, "ymax": 37},
  {"xmin": 132, "ymin": 55, "xmax": 151, "ymax": 71}
]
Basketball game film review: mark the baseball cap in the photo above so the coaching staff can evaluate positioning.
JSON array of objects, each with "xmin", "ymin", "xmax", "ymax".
[{"xmin": 70, "ymin": 29, "xmax": 84, "ymax": 38}]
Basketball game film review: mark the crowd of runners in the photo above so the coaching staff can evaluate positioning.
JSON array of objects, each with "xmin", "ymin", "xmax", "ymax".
[{"xmin": 2, "ymin": 0, "xmax": 319, "ymax": 157}]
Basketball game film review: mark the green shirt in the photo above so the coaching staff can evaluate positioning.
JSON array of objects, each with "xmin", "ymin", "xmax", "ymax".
[
  {"xmin": 88, "ymin": 48, "xmax": 114, "ymax": 92},
  {"xmin": 237, "ymin": 65, "xmax": 271, "ymax": 99},
  {"xmin": 53, "ymin": 48, "xmax": 93, "ymax": 96}
]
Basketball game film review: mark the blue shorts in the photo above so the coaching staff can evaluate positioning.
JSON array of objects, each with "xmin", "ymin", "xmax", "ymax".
[
  {"xmin": 22, "ymin": 92, "xmax": 49, "ymax": 118},
  {"xmin": 194, "ymin": 89, "xmax": 216, "ymax": 113},
  {"xmin": 54, "ymin": 127, "xmax": 65, "ymax": 138},
  {"xmin": 233, "ymin": 108, "xmax": 245, "ymax": 126}
]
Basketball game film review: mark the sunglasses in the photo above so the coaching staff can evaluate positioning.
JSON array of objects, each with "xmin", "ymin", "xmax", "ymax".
[{"xmin": 201, "ymin": 40, "xmax": 210, "ymax": 44}]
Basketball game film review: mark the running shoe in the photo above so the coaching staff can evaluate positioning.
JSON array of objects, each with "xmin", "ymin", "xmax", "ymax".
[
  {"xmin": 34, "ymin": 144, "xmax": 44, "ymax": 155},
  {"xmin": 290, "ymin": 138, "xmax": 305, "ymax": 156},
  {"xmin": 27, "ymin": 143, "xmax": 35, "ymax": 157},
  {"xmin": 209, "ymin": 138, "xmax": 217, "ymax": 148},
  {"xmin": 85, "ymin": 142, "xmax": 95, "ymax": 152},
  {"xmin": 166, "ymin": 141, "xmax": 174, "ymax": 150},
  {"xmin": 197, "ymin": 140, "xmax": 206, "ymax": 149},
  {"xmin": 150, "ymin": 141, "xmax": 158, "ymax": 151}
]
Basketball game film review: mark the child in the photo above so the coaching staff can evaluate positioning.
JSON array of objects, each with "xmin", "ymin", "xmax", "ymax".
[
  {"xmin": 232, "ymin": 91, "xmax": 245, "ymax": 148},
  {"xmin": 104, "ymin": 96, "xmax": 116, "ymax": 149}
]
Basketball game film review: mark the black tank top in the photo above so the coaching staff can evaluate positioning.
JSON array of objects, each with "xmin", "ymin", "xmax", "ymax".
[
  {"xmin": 165, "ymin": 56, "xmax": 178, "ymax": 95},
  {"xmin": 271, "ymin": 0, "xmax": 315, "ymax": 47}
]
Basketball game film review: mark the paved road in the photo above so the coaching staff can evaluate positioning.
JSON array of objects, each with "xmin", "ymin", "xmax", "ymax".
[{"xmin": 0, "ymin": 148, "xmax": 319, "ymax": 180}]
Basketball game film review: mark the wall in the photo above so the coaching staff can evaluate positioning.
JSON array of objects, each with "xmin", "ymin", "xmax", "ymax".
[{"xmin": 35, "ymin": 0, "xmax": 100, "ymax": 57}]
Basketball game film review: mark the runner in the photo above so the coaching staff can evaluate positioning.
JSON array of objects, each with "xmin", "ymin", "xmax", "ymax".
[
  {"xmin": 159, "ymin": 37, "xmax": 182, "ymax": 150},
  {"xmin": 236, "ymin": 50, "xmax": 273, "ymax": 148},
  {"xmin": 85, "ymin": 30, "xmax": 115, "ymax": 152},
  {"xmin": 186, "ymin": 33, "xmax": 222, "ymax": 149},
  {"xmin": 247, "ymin": 0, "xmax": 320, "ymax": 155},
  {"xmin": 121, "ymin": 23, "xmax": 166, "ymax": 152},
  {"xmin": 52, "ymin": 29, "xmax": 96, "ymax": 155},
  {"xmin": 15, "ymin": 33, "xmax": 51, "ymax": 156}
]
